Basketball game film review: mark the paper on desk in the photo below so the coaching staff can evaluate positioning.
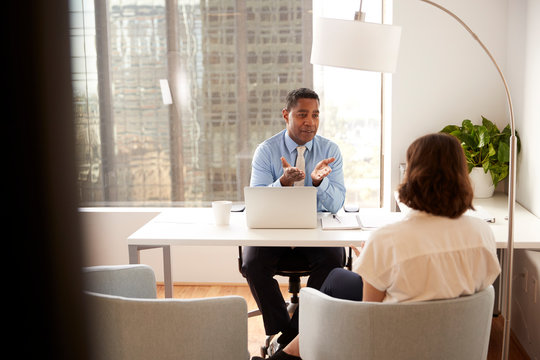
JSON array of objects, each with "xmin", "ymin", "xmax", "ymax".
[
  {"xmin": 321, "ymin": 214, "xmax": 361, "ymax": 230},
  {"xmin": 465, "ymin": 206, "xmax": 495, "ymax": 223},
  {"xmin": 357, "ymin": 209, "xmax": 405, "ymax": 229}
]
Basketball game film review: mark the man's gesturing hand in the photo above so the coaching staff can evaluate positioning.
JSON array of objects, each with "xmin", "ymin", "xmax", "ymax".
[
  {"xmin": 279, "ymin": 157, "xmax": 306, "ymax": 186},
  {"xmin": 311, "ymin": 157, "xmax": 335, "ymax": 187}
]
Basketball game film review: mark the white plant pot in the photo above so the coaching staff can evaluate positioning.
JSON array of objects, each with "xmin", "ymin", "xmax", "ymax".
[{"xmin": 469, "ymin": 167, "xmax": 495, "ymax": 198}]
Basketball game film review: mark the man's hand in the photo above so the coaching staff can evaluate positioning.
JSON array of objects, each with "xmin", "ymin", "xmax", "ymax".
[
  {"xmin": 279, "ymin": 157, "xmax": 305, "ymax": 186},
  {"xmin": 350, "ymin": 241, "xmax": 365, "ymax": 257},
  {"xmin": 311, "ymin": 157, "xmax": 335, "ymax": 186}
]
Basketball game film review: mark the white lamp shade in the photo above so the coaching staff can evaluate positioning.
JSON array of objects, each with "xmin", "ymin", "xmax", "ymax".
[{"xmin": 311, "ymin": 17, "xmax": 402, "ymax": 73}]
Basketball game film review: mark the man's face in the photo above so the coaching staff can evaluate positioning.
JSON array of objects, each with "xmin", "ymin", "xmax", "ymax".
[{"xmin": 283, "ymin": 98, "xmax": 320, "ymax": 145}]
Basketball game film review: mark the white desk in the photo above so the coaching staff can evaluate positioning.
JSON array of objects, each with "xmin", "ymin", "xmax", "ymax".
[
  {"xmin": 128, "ymin": 193, "xmax": 540, "ymax": 298},
  {"xmin": 471, "ymin": 194, "xmax": 540, "ymax": 249},
  {"xmin": 128, "ymin": 210, "xmax": 372, "ymax": 297}
]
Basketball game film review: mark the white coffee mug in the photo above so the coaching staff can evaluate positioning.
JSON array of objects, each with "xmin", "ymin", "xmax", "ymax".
[{"xmin": 212, "ymin": 200, "xmax": 232, "ymax": 225}]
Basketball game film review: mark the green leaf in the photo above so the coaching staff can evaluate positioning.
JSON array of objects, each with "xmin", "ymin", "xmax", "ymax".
[
  {"xmin": 490, "ymin": 169, "xmax": 499, "ymax": 186},
  {"xmin": 441, "ymin": 125, "xmax": 459, "ymax": 134},
  {"xmin": 499, "ymin": 165, "xmax": 509, "ymax": 183},
  {"xmin": 488, "ymin": 143, "xmax": 496, "ymax": 158},
  {"xmin": 451, "ymin": 132, "xmax": 467, "ymax": 148},
  {"xmin": 489, "ymin": 163, "xmax": 509, "ymax": 187},
  {"xmin": 502, "ymin": 125, "xmax": 522, "ymax": 154},
  {"xmin": 481, "ymin": 116, "xmax": 499, "ymax": 136},
  {"xmin": 462, "ymin": 119, "xmax": 474, "ymax": 133},
  {"xmin": 482, "ymin": 160, "xmax": 490, "ymax": 172},
  {"xmin": 476, "ymin": 126, "xmax": 489, "ymax": 148},
  {"xmin": 461, "ymin": 133, "xmax": 477, "ymax": 149},
  {"xmin": 465, "ymin": 151, "xmax": 481, "ymax": 167},
  {"xmin": 500, "ymin": 126, "xmax": 511, "ymax": 145},
  {"xmin": 498, "ymin": 141, "xmax": 510, "ymax": 163}
]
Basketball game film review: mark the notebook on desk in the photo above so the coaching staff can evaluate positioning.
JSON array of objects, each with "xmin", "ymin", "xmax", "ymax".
[{"xmin": 244, "ymin": 186, "xmax": 318, "ymax": 229}]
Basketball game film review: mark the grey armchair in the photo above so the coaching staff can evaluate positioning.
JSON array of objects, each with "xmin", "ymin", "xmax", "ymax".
[
  {"xmin": 299, "ymin": 286, "xmax": 495, "ymax": 360},
  {"xmin": 82, "ymin": 264, "xmax": 249, "ymax": 360}
]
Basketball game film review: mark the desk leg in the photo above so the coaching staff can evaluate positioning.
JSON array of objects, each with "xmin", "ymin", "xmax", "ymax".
[
  {"xmin": 128, "ymin": 245, "xmax": 140, "ymax": 264},
  {"xmin": 499, "ymin": 248, "xmax": 509, "ymax": 318},
  {"xmin": 163, "ymin": 245, "xmax": 173, "ymax": 298},
  {"xmin": 496, "ymin": 249, "xmax": 504, "ymax": 315},
  {"xmin": 128, "ymin": 244, "xmax": 173, "ymax": 298}
]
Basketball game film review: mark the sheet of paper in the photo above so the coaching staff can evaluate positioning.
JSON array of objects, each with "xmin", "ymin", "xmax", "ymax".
[
  {"xmin": 321, "ymin": 214, "xmax": 361, "ymax": 230},
  {"xmin": 357, "ymin": 209, "xmax": 405, "ymax": 229},
  {"xmin": 465, "ymin": 206, "xmax": 495, "ymax": 223}
]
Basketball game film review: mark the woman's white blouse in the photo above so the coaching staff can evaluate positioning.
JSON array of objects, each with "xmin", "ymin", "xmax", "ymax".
[{"xmin": 353, "ymin": 210, "xmax": 501, "ymax": 303}]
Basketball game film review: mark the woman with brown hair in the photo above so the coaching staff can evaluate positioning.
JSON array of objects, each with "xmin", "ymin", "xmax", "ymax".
[{"xmin": 252, "ymin": 133, "xmax": 501, "ymax": 360}]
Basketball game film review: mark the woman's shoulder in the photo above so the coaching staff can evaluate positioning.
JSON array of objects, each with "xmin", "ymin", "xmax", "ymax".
[
  {"xmin": 456, "ymin": 213, "xmax": 494, "ymax": 233},
  {"xmin": 368, "ymin": 210, "xmax": 492, "ymax": 243}
]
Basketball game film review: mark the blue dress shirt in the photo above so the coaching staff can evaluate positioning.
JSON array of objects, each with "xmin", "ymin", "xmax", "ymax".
[{"xmin": 250, "ymin": 129, "xmax": 346, "ymax": 213}]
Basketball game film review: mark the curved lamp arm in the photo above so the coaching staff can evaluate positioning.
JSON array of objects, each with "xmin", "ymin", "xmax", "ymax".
[
  {"xmin": 418, "ymin": 2, "xmax": 516, "ymax": 359},
  {"xmin": 420, "ymin": 0, "xmax": 517, "ymax": 359}
]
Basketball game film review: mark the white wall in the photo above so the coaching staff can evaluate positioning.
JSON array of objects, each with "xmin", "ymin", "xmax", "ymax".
[
  {"xmin": 506, "ymin": 0, "xmax": 540, "ymax": 217},
  {"xmin": 388, "ymin": 0, "xmax": 510, "ymax": 209}
]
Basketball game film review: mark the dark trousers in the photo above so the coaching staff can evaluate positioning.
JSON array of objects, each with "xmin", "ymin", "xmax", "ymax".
[
  {"xmin": 319, "ymin": 267, "xmax": 364, "ymax": 301},
  {"xmin": 241, "ymin": 246, "xmax": 345, "ymax": 339}
]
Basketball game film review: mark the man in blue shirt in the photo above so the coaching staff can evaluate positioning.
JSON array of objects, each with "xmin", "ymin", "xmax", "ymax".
[
  {"xmin": 249, "ymin": 102, "xmax": 346, "ymax": 212},
  {"xmin": 242, "ymin": 88, "xmax": 346, "ymax": 353}
]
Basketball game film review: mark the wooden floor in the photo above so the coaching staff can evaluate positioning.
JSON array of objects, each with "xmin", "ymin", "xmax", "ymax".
[{"xmin": 157, "ymin": 284, "xmax": 530, "ymax": 360}]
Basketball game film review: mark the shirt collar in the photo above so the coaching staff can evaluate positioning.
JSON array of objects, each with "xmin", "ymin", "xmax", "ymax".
[{"xmin": 284, "ymin": 130, "xmax": 314, "ymax": 154}]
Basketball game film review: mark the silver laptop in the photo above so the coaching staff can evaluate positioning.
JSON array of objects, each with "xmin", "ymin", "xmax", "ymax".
[{"xmin": 244, "ymin": 187, "xmax": 318, "ymax": 229}]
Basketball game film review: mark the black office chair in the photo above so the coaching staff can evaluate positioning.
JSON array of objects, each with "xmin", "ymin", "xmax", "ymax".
[{"xmin": 238, "ymin": 246, "xmax": 352, "ymax": 357}]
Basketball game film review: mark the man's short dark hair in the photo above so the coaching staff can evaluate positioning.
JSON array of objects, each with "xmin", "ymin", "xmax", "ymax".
[{"xmin": 284, "ymin": 88, "xmax": 320, "ymax": 111}]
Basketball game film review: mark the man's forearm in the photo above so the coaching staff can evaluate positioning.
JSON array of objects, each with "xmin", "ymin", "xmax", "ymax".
[{"xmin": 316, "ymin": 177, "xmax": 346, "ymax": 213}]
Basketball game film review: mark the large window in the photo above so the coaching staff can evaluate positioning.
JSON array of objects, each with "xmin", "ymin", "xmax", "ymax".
[{"xmin": 70, "ymin": 0, "xmax": 383, "ymax": 207}]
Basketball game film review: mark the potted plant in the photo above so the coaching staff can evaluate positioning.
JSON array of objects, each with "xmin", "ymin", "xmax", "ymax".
[{"xmin": 440, "ymin": 116, "xmax": 521, "ymax": 198}]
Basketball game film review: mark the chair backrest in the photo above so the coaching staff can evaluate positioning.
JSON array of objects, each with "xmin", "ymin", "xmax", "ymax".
[
  {"xmin": 82, "ymin": 264, "xmax": 157, "ymax": 298},
  {"xmin": 85, "ymin": 292, "xmax": 249, "ymax": 360},
  {"xmin": 82, "ymin": 265, "xmax": 250, "ymax": 360},
  {"xmin": 299, "ymin": 286, "xmax": 495, "ymax": 360}
]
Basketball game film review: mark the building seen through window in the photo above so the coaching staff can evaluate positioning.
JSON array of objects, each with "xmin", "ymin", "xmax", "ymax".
[{"xmin": 70, "ymin": 0, "xmax": 383, "ymax": 207}]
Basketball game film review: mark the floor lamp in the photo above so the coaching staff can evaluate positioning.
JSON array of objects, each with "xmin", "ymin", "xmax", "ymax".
[{"xmin": 311, "ymin": 1, "xmax": 517, "ymax": 359}]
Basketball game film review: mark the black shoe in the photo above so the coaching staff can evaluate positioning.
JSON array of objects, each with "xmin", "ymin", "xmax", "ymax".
[{"xmin": 268, "ymin": 336, "xmax": 284, "ymax": 356}]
